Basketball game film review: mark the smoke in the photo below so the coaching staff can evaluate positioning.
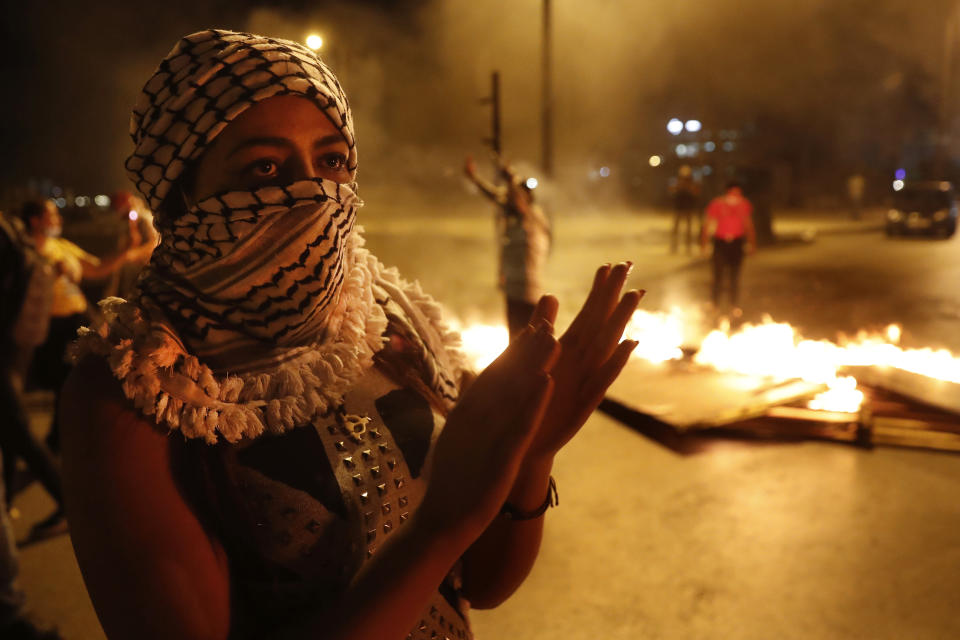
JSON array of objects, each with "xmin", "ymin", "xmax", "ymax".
[
  {"xmin": 4, "ymin": 0, "xmax": 957, "ymax": 207},
  {"xmin": 239, "ymin": 0, "xmax": 959, "ymax": 209}
]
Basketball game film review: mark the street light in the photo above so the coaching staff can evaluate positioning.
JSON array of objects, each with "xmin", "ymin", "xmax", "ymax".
[
  {"xmin": 667, "ymin": 118, "xmax": 684, "ymax": 135},
  {"xmin": 305, "ymin": 34, "xmax": 324, "ymax": 50},
  {"xmin": 685, "ymin": 119, "xmax": 702, "ymax": 133}
]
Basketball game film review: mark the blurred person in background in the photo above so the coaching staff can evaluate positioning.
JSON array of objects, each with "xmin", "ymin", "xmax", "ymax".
[
  {"xmin": 0, "ymin": 211, "xmax": 66, "ymax": 640},
  {"xmin": 0, "ymin": 210, "xmax": 66, "ymax": 541},
  {"xmin": 701, "ymin": 180, "xmax": 756, "ymax": 317},
  {"xmin": 102, "ymin": 190, "xmax": 159, "ymax": 299},
  {"xmin": 20, "ymin": 199, "xmax": 131, "ymax": 453},
  {"xmin": 0, "ymin": 458, "xmax": 62, "ymax": 639},
  {"xmin": 847, "ymin": 172, "xmax": 865, "ymax": 221},
  {"xmin": 61, "ymin": 30, "xmax": 641, "ymax": 640},
  {"xmin": 669, "ymin": 165, "xmax": 701, "ymax": 254},
  {"xmin": 464, "ymin": 155, "xmax": 552, "ymax": 338}
]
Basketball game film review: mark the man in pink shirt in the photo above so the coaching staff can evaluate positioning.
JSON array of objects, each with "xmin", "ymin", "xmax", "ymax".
[{"xmin": 701, "ymin": 181, "xmax": 757, "ymax": 314}]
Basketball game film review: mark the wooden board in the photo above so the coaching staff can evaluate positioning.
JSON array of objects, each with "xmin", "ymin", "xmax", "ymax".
[
  {"xmin": 605, "ymin": 357, "xmax": 826, "ymax": 431},
  {"xmin": 843, "ymin": 365, "xmax": 960, "ymax": 416}
]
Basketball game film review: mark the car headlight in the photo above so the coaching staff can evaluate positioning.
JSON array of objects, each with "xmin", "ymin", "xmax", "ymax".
[
  {"xmin": 887, "ymin": 209, "xmax": 903, "ymax": 221},
  {"xmin": 934, "ymin": 210, "xmax": 948, "ymax": 221}
]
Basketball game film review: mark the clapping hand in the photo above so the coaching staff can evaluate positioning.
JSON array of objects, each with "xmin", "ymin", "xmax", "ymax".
[
  {"xmin": 419, "ymin": 263, "xmax": 642, "ymax": 540},
  {"xmin": 523, "ymin": 262, "xmax": 642, "ymax": 461},
  {"xmin": 420, "ymin": 320, "xmax": 559, "ymax": 537}
]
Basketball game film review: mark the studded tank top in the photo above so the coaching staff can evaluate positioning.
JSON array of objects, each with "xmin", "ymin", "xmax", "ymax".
[{"xmin": 171, "ymin": 275, "xmax": 474, "ymax": 640}]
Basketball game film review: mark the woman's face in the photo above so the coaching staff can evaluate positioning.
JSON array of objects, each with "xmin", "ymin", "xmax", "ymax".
[{"xmin": 191, "ymin": 95, "xmax": 352, "ymax": 201}]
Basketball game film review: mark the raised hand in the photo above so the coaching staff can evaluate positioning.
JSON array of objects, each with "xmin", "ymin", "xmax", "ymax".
[
  {"xmin": 419, "ymin": 321, "xmax": 559, "ymax": 539},
  {"xmin": 463, "ymin": 156, "xmax": 477, "ymax": 178},
  {"xmin": 524, "ymin": 262, "xmax": 642, "ymax": 461}
]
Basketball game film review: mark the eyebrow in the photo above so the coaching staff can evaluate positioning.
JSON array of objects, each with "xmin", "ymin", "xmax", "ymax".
[{"xmin": 226, "ymin": 134, "xmax": 346, "ymax": 159}]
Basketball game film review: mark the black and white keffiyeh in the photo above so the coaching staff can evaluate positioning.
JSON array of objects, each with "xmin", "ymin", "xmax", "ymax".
[
  {"xmin": 73, "ymin": 29, "xmax": 467, "ymax": 444},
  {"xmin": 142, "ymin": 178, "xmax": 363, "ymax": 372},
  {"xmin": 126, "ymin": 28, "xmax": 357, "ymax": 214}
]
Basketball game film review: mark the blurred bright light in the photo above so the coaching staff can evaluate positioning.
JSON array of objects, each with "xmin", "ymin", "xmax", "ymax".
[
  {"xmin": 54, "ymin": 197, "xmax": 66, "ymax": 208},
  {"xmin": 74, "ymin": 196, "xmax": 89, "ymax": 207},
  {"xmin": 454, "ymin": 322, "xmax": 509, "ymax": 370},
  {"xmin": 129, "ymin": 210, "xmax": 139, "ymax": 221},
  {"xmin": 599, "ymin": 166, "xmax": 611, "ymax": 178},
  {"xmin": 649, "ymin": 155, "xmax": 662, "ymax": 167},
  {"xmin": 886, "ymin": 324, "xmax": 901, "ymax": 344},
  {"xmin": 722, "ymin": 141, "xmax": 735, "ymax": 152},
  {"xmin": 305, "ymin": 34, "xmax": 324, "ymax": 50},
  {"xmin": 525, "ymin": 177, "xmax": 538, "ymax": 189},
  {"xmin": 893, "ymin": 179, "xmax": 905, "ymax": 191},
  {"xmin": 685, "ymin": 119, "xmax": 702, "ymax": 133},
  {"xmin": 702, "ymin": 165, "xmax": 713, "ymax": 176},
  {"xmin": 675, "ymin": 144, "xmax": 688, "ymax": 157},
  {"xmin": 895, "ymin": 168, "xmax": 907, "ymax": 181},
  {"xmin": 94, "ymin": 194, "xmax": 110, "ymax": 207},
  {"xmin": 704, "ymin": 141, "xmax": 716, "ymax": 152},
  {"xmin": 667, "ymin": 118, "xmax": 684, "ymax": 135}
]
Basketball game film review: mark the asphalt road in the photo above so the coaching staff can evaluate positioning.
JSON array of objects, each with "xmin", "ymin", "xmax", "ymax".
[{"xmin": 12, "ymin": 208, "xmax": 960, "ymax": 639}]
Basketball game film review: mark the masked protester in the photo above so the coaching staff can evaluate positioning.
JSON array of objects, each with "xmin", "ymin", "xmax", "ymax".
[{"xmin": 62, "ymin": 30, "xmax": 642, "ymax": 640}]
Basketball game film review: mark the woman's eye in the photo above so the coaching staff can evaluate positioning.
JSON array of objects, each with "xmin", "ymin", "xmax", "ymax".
[
  {"xmin": 318, "ymin": 154, "xmax": 347, "ymax": 171},
  {"xmin": 248, "ymin": 160, "xmax": 278, "ymax": 177}
]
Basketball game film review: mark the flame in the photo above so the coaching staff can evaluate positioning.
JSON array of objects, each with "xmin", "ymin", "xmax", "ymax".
[
  {"xmin": 634, "ymin": 312, "xmax": 960, "ymax": 413},
  {"xmin": 807, "ymin": 376, "xmax": 863, "ymax": 413},
  {"xmin": 622, "ymin": 309, "xmax": 686, "ymax": 363},
  {"xmin": 449, "ymin": 308, "xmax": 960, "ymax": 416},
  {"xmin": 448, "ymin": 320, "xmax": 509, "ymax": 371}
]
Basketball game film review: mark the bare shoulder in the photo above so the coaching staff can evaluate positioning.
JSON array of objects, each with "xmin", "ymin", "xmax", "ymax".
[
  {"xmin": 61, "ymin": 356, "xmax": 232, "ymax": 640},
  {"xmin": 60, "ymin": 354, "xmax": 179, "ymax": 542},
  {"xmin": 60, "ymin": 355, "xmax": 167, "ymax": 472},
  {"xmin": 63, "ymin": 354, "xmax": 140, "ymax": 417}
]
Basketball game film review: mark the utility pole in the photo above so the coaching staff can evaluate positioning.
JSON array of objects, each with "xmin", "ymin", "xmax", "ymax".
[
  {"xmin": 541, "ymin": 0, "xmax": 554, "ymax": 177},
  {"xmin": 488, "ymin": 71, "xmax": 502, "ymax": 158},
  {"xmin": 938, "ymin": 8, "xmax": 959, "ymax": 177},
  {"xmin": 479, "ymin": 71, "xmax": 502, "ymax": 177}
]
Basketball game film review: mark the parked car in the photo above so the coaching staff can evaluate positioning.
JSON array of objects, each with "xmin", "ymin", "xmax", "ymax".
[{"xmin": 886, "ymin": 181, "xmax": 957, "ymax": 238}]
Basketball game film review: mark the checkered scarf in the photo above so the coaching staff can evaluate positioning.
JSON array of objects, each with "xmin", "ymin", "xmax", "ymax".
[
  {"xmin": 72, "ymin": 29, "xmax": 468, "ymax": 442},
  {"xmin": 139, "ymin": 178, "xmax": 363, "ymax": 372},
  {"xmin": 126, "ymin": 28, "xmax": 357, "ymax": 214},
  {"xmin": 121, "ymin": 28, "xmax": 367, "ymax": 371}
]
